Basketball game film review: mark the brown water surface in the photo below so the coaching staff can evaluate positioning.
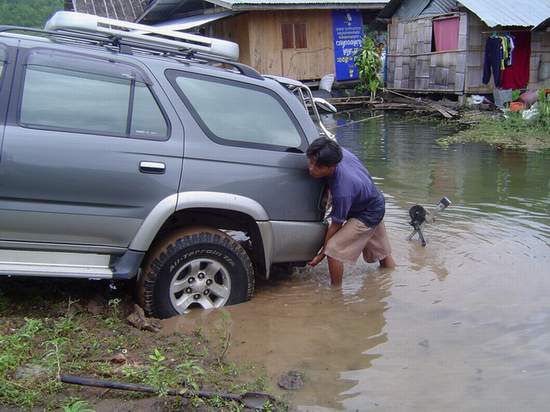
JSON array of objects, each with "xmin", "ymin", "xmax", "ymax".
[{"xmin": 163, "ymin": 114, "xmax": 550, "ymax": 411}]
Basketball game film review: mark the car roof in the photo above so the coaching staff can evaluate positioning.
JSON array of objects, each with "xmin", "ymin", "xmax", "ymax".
[{"xmin": 0, "ymin": 28, "xmax": 273, "ymax": 89}]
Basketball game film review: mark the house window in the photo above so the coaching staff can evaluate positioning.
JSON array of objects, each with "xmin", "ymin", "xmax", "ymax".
[
  {"xmin": 432, "ymin": 16, "xmax": 460, "ymax": 52},
  {"xmin": 282, "ymin": 23, "xmax": 294, "ymax": 49},
  {"xmin": 282, "ymin": 23, "xmax": 308, "ymax": 49}
]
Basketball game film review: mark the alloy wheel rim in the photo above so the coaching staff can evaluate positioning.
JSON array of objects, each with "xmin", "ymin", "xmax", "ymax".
[{"xmin": 169, "ymin": 258, "xmax": 231, "ymax": 312}]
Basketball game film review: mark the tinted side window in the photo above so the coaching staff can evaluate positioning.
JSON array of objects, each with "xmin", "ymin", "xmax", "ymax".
[
  {"xmin": 21, "ymin": 66, "xmax": 130, "ymax": 135},
  {"xmin": 0, "ymin": 47, "xmax": 7, "ymax": 85},
  {"xmin": 20, "ymin": 61, "xmax": 169, "ymax": 139},
  {"xmin": 173, "ymin": 74, "xmax": 303, "ymax": 149},
  {"xmin": 131, "ymin": 82, "xmax": 168, "ymax": 138}
]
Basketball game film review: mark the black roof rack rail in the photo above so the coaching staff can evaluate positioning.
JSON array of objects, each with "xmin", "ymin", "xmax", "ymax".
[{"xmin": 0, "ymin": 25, "xmax": 264, "ymax": 81}]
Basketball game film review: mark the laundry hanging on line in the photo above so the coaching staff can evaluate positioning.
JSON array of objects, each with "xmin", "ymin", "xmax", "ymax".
[
  {"xmin": 482, "ymin": 33, "xmax": 515, "ymax": 88},
  {"xmin": 482, "ymin": 31, "xmax": 530, "ymax": 90}
]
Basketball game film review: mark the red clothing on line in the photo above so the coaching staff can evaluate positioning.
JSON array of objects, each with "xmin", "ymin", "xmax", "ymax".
[{"xmin": 501, "ymin": 31, "xmax": 531, "ymax": 90}]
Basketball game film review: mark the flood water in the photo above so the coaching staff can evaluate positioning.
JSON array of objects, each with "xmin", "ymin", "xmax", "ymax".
[{"xmin": 163, "ymin": 113, "xmax": 550, "ymax": 411}]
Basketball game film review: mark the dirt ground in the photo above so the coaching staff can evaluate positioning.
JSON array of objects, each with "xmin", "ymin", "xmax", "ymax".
[{"xmin": 0, "ymin": 277, "xmax": 283, "ymax": 411}]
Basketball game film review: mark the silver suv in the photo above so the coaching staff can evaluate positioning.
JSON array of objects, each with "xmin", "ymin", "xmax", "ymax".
[{"xmin": 0, "ymin": 12, "xmax": 327, "ymax": 318}]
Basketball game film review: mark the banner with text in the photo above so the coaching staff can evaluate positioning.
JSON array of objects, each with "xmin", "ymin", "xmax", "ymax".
[{"xmin": 332, "ymin": 10, "xmax": 364, "ymax": 81}]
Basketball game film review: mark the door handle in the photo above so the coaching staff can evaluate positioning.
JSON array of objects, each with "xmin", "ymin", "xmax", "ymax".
[{"xmin": 139, "ymin": 161, "xmax": 165, "ymax": 174}]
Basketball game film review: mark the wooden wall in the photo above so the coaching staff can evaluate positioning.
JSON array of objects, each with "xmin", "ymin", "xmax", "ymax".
[
  {"xmin": 386, "ymin": 13, "xmax": 467, "ymax": 93},
  {"xmin": 464, "ymin": 15, "xmax": 550, "ymax": 92},
  {"xmin": 213, "ymin": 10, "xmax": 335, "ymax": 80},
  {"xmin": 211, "ymin": 13, "xmax": 252, "ymax": 66},
  {"xmin": 388, "ymin": 12, "xmax": 550, "ymax": 94},
  {"xmin": 388, "ymin": 13, "xmax": 468, "ymax": 93},
  {"xmin": 463, "ymin": 14, "xmax": 490, "ymax": 93},
  {"xmin": 529, "ymin": 31, "xmax": 550, "ymax": 90}
]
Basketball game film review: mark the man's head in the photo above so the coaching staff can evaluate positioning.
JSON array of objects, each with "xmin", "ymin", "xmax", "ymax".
[{"xmin": 306, "ymin": 137, "xmax": 343, "ymax": 178}]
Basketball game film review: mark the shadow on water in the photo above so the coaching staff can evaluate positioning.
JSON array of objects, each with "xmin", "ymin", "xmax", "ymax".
[{"xmin": 163, "ymin": 113, "xmax": 550, "ymax": 411}]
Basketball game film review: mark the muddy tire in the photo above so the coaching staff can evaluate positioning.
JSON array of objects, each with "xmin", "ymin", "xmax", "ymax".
[{"xmin": 137, "ymin": 228, "xmax": 254, "ymax": 319}]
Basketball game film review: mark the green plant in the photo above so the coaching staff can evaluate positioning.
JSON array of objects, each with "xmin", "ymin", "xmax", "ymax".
[
  {"xmin": 176, "ymin": 359, "xmax": 205, "ymax": 392},
  {"xmin": 217, "ymin": 311, "xmax": 231, "ymax": 365},
  {"xmin": 146, "ymin": 348, "xmax": 168, "ymax": 396},
  {"xmin": 107, "ymin": 298, "xmax": 121, "ymax": 318},
  {"xmin": 43, "ymin": 336, "xmax": 68, "ymax": 378},
  {"xmin": 62, "ymin": 398, "xmax": 95, "ymax": 412},
  {"xmin": 354, "ymin": 33, "xmax": 382, "ymax": 102},
  {"xmin": 536, "ymin": 89, "xmax": 550, "ymax": 132},
  {"xmin": 262, "ymin": 399, "xmax": 275, "ymax": 412}
]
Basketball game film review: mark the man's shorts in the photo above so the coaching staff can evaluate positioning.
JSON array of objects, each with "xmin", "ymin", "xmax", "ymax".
[{"xmin": 324, "ymin": 218, "xmax": 392, "ymax": 264}]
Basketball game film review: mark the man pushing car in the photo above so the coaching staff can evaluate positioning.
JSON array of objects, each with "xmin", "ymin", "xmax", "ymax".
[{"xmin": 307, "ymin": 137, "xmax": 395, "ymax": 285}]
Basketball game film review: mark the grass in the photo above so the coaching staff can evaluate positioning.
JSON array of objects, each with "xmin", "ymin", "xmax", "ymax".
[
  {"xmin": 0, "ymin": 278, "xmax": 281, "ymax": 411},
  {"xmin": 438, "ymin": 95, "xmax": 550, "ymax": 150}
]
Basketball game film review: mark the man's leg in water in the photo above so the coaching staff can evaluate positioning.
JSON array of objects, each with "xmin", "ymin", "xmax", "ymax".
[
  {"xmin": 380, "ymin": 255, "xmax": 396, "ymax": 268},
  {"xmin": 328, "ymin": 256, "xmax": 344, "ymax": 285}
]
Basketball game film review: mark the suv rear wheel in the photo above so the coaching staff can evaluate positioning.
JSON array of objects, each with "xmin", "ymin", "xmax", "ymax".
[{"xmin": 138, "ymin": 228, "xmax": 254, "ymax": 318}]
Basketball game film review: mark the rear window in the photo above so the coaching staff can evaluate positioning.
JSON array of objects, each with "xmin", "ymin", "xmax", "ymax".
[
  {"xmin": 169, "ymin": 72, "xmax": 304, "ymax": 151},
  {"xmin": 20, "ymin": 52, "xmax": 169, "ymax": 140}
]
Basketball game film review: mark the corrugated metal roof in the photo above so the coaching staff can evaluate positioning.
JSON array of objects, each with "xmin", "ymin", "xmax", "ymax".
[
  {"xmin": 422, "ymin": 0, "xmax": 457, "ymax": 16},
  {"xmin": 394, "ymin": 0, "xmax": 430, "ymax": 18},
  {"xmin": 141, "ymin": 0, "xmax": 388, "ymax": 21},
  {"xmin": 458, "ymin": 0, "xmax": 550, "ymax": 27},
  {"xmin": 381, "ymin": 0, "xmax": 550, "ymax": 27},
  {"xmin": 209, "ymin": 0, "xmax": 389, "ymax": 9}
]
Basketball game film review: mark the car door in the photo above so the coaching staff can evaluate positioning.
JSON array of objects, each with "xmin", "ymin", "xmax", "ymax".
[
  {"xmin": 166, "ymin": 69, "xmax": 324, "ymax": 223},
  {"xmin": 0, "ymin": 44, "xmax": 183, "ymax": 249},
  {"xmin": 0, "ymin": 39, "xmax": 16, "ymax": 171}
]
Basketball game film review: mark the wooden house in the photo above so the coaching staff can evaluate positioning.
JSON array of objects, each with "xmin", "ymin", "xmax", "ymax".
[
  {"xmin": 65, "ymin": 0, "xmax": 393, "ymax": 82},
  {"xmin": 379, "ymin": 0, "xmax": 550, "ymax": 94},
  {"xmin": 135, "ymin": 0, "xmax": 389, "ymax": 81}
]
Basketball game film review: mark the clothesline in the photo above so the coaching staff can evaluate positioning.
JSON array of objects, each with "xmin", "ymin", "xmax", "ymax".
[{"xmin": 481, "ymin": 29, "xmax": 531, "ymax": 34}]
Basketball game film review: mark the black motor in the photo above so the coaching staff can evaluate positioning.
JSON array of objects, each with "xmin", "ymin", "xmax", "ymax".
[{"xmin": 407, "ymin": 197, "xmax": 451, "ymax": 247}]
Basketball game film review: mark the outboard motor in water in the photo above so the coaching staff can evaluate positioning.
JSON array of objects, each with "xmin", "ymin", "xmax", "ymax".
[{"xmin": 407, "ymin": 197, "xmax": 452, "ymax": 247}]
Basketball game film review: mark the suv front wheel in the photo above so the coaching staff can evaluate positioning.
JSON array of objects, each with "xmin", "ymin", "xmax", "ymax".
[{"xmin": 138, "ymin": 228, "xmax": 254, "ymax": 318}]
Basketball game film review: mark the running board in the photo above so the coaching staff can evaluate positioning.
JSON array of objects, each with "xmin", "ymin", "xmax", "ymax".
[{"xmin": 0, "ymin": 250, "xmax": 113, "ymax": 279}]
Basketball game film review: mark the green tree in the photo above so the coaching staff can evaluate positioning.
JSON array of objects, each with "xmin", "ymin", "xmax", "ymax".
[
  {"xmin": 354, "ymin": 33, "xmax": 382, "ymax": 102},
  {"xmin": 0, "ymin": 0, "xmax": 64, "ymax": 28}
]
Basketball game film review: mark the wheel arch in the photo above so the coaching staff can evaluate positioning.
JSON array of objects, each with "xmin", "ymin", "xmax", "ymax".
[{"xmin": 129, "ymin": 192, "xmax": 273, "ymax": 278}]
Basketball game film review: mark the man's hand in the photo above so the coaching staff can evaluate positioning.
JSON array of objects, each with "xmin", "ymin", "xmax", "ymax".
[{"xmin": 308, "ymin": 253, "xmax": 326, "ymax": 267}]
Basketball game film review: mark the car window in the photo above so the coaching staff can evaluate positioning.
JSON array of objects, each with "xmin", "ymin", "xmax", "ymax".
[
  {"xmin": 21, "ymin": 65, "xmax": 130, "ymax": 135},
  {"xmin": 0, "ymin": 47, "xmax": 6, "ymax": 85},
  {"xmin": 20, "ymin": 60, "xmax": 169, "ymax": 140},
  {"xmin": 173, "ymin": 74, "xmax": 303, "ymax": 149},
  {"xmin": 131, "ymin": 82, "xmax": 168, "ymax": 139}
]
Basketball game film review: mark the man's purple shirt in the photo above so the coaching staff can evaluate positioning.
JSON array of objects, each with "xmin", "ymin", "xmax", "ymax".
[{"xmin": 328, "ymin": 148, "xmax": 385, "ymax": 227}]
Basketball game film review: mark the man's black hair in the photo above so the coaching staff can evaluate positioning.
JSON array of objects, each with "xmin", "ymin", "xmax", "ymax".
[{"xmin": 306, "ymin": 137, "xmax": 343, "ymax": 167}]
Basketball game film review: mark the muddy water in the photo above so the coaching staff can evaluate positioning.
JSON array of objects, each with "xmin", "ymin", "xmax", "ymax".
[{"xmin": 163, "ymin": 114, "xmax": 550, "ymax": 411}]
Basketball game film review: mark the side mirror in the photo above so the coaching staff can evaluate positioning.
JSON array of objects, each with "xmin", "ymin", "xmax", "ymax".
[{"xmin": 312, "ymin": 97, "xmax": 337, "ymax": 113}]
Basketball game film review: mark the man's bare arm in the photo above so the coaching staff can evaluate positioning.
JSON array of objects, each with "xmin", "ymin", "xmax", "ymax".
[{"xmin": 308, "ymin": 221, "xmax": 343, "ymax": 266}]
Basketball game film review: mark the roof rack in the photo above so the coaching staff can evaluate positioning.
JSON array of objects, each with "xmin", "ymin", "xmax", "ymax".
[
  {"xmin": 0, "ymin": 13, "xmax": 264, "ymax": 80},
  {"xmin": 46, "ymin": 11, "xmax": 239, "ymax": 61}
]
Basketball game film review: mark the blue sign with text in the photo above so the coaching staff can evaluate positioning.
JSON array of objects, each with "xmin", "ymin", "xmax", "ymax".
[{"xmin": 332, "ymin": 10, "xmax": 364, "ymax": 81}]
